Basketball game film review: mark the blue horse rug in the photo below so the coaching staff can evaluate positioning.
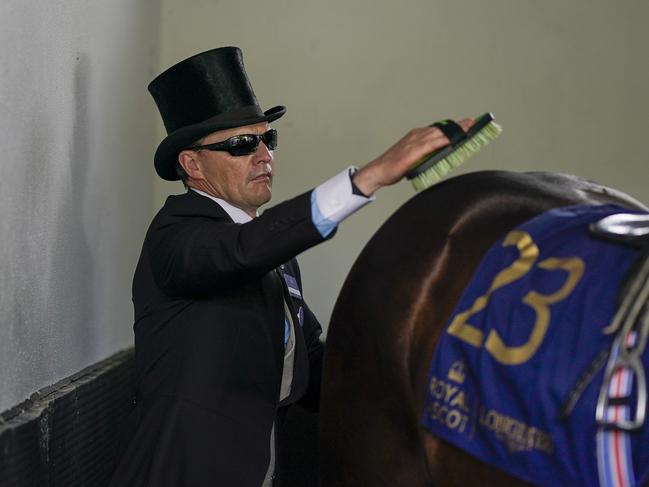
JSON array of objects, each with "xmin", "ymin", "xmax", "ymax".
[{"xmin": 422, "ymin": 205, "xmax": 649, "ymax": 487}]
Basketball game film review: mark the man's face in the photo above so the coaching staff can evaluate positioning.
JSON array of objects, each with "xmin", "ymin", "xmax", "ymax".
[{"xmin": 183, "ymin": 121, "xmax": 275, "ymax": 215}]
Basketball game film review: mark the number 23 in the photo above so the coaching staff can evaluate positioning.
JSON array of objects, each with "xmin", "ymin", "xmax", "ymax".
[{"xmin": 447, "ymin": 230, "xmax": 585, "ymax": 365}]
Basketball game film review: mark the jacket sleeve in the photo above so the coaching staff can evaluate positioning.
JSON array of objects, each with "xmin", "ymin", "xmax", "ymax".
[{"xmin": 147, "ymin": 191, "xmax": 333, "ymax": 297}]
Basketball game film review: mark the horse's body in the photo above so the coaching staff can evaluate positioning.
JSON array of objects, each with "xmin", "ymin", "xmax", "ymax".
[{"xmin": 319, "ymin": 170, "xmax": 647, "ymax": 486}]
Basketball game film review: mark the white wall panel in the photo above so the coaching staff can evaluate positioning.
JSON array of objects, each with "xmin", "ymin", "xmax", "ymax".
[{"xmin": 0, "ymin": 0, "xmax": 161, "ymax": 411}]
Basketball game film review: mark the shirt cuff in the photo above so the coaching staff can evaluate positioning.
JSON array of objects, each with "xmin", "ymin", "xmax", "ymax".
[{"xmin": 311, "ymin": 167, "xmax": 375, "ymax": 237}]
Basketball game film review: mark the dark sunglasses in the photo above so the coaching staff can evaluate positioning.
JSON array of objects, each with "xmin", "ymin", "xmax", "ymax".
[{"xmin": 189, "ymin": 128, "xmax": 278, "ymax": 156}]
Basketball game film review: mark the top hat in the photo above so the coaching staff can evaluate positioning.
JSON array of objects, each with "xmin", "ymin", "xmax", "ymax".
[{"xmin": 148, "ymin": 47, "xmax": 286, "ymax": 181}]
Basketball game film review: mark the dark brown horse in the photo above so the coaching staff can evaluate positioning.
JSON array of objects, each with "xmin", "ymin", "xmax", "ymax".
[{"xmin": 319, "ymin": 170, "xmax": 648, "ymax": 486}]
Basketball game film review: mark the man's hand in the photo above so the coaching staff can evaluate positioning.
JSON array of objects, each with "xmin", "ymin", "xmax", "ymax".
[{"xmin": 352, "ymin": 118, "xmax": 475, "ymax": 196}]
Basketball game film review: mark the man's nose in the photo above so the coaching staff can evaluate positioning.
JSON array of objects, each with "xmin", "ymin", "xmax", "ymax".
[{"xmin": 255, "ymin": 140, "xmax": 273, "ymax": 162}]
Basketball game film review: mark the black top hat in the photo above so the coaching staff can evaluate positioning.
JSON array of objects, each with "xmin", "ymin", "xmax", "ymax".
[{"xmin": 148, "ymin": 47, "xmax": 286, "ymax": 181}]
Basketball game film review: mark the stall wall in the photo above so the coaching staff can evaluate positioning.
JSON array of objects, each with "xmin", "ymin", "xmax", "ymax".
[
  {"xmin": 155, "ymin": 0, "xmax": 649, "ymax": 329},
  {"xmin": 0, "ymin": 0, "xmax": 160, "ymax": 411}
]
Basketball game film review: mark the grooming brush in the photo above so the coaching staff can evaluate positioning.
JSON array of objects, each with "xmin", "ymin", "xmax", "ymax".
[{"xmin": 406, "ymin": 112, "xmax": 503, "ymax": 191}]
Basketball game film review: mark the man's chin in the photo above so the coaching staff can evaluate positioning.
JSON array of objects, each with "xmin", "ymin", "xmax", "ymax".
[{"xmin": 253, "ymin": 189, "xmax": 272, "ymax": 208}]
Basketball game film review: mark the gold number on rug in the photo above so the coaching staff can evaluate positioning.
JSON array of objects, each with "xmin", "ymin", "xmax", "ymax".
[{"xmin": 447, "ymin": 230, "xmax": 585, "ymax": 365}]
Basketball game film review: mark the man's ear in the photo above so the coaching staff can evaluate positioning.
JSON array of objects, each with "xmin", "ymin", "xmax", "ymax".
[{"xmin": 178, "ymin": 150, "xmax": 203, "ymax": 180}]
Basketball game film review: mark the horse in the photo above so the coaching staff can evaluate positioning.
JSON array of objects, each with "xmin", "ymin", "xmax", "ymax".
[{"xmin": 318, "ymin": 170, "xmax": 648, "ymax": 486}]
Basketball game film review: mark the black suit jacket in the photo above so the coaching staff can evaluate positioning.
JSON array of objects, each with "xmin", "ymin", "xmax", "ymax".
[{"xmin": 110, "ymin": 189, "xmax": 330, "ymax": 486}]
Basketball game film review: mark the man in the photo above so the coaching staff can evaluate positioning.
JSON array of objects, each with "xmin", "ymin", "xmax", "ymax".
[{"xmin": 110, "ymin": 47, "xmax": 472, "ymax": 486}]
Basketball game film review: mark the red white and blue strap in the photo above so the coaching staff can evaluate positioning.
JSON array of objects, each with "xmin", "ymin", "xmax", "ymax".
[{"xmin": 597, "ymin": 334, "xmax": 637, "ymax": 487}]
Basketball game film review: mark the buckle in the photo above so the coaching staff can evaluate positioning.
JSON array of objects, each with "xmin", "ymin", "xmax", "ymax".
[
  {"xmin": 596, "ymin": 352, "xmax": 647, "ymax": 431},
  {"xmin": 590, "ymin": 213, "xmax": 649, "ymax": 246},
  {"xmin": 596, "ymin": 255, "xmax": 649, "ymax": 431}
]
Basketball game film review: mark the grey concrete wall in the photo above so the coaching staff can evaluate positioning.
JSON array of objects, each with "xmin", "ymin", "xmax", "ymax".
[
  {"xmin": 154, "ymin": 0, "xmax": 649, "ymax": 330},
  {"xmin": 0, "ymin": 1, "xmax": 160, "ymax": 411}
]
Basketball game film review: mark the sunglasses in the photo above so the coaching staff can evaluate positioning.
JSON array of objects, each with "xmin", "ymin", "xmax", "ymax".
[{"xmin": 189, "ymin": 128, "xmax": 278, "ymax": 156}]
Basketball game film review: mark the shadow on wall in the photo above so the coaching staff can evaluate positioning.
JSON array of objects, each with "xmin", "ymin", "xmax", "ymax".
[
  {"xmin": 45, "ymin": 52, "xmax": 95, "ymax": 374},
  {"xmin": 0, "ymin": 54, "xmax": 94, "ymax": 411}
]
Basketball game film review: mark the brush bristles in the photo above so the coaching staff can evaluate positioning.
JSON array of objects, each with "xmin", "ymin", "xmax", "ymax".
[{"xmin": 411, "ymin": 121, "xmax": 503, "ymax": 191}]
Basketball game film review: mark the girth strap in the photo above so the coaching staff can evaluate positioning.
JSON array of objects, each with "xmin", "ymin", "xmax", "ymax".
[
  {"xmin": 595, "ymin": 253, "xmax": 649, "ymax": 431},
  {"xmin": 590, "ymin": 212, "xmax": 649, "ymax": 487}
]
